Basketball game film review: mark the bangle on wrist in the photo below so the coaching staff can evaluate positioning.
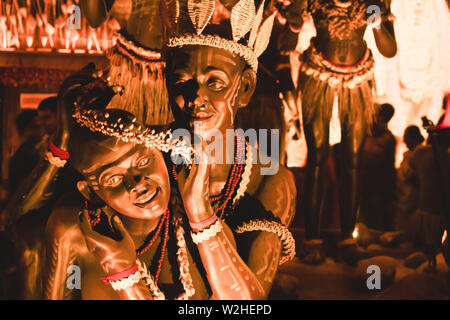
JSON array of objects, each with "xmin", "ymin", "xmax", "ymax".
[
  {"xmin": 101, "ymin": 263, "xmax": 141, "ymax": 291},
  {"xmin": 46, "ymin": 141, "xmax": 69, "ymax": 167},
  {"xmin": 49, "ymin": 141, "xmax": 70, "ymax": 159},
  {"xmin": 191, "ymin": 220, "xmax": 223, "ymax": 244},
  {"xmin": 189, "ymin": 214, "xmax": 218, "ymax": 232}
]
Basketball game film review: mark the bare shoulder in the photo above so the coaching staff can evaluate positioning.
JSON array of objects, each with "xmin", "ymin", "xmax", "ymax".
[
  {"xmin": 46, "ymin": 192, "xmax": 84, "ymax": 244},
  {"xmin": 255, "ymin": 166, "xmax": 297, "ymax": 226}
]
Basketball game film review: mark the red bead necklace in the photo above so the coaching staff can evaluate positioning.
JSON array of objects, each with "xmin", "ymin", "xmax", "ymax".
[
  {"xmin": 170, "ymin": 133, "xmax": 247, "ymax": 219},
  {"xmin": 210, "ymin": 134, "xmax": 246, "ymax": 219},
  {"xmin": 135, "ymin": 209, "xmax": 170, "ymax": 285}
]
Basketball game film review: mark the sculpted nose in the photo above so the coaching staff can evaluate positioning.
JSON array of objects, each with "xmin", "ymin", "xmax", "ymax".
[
  {"xmin": 182, "ymin": 79, "xmax": 202, "ymax": 105},
  {"xmin": 123, "ymin": 174, "xmax": 144, "ymax": 193}
]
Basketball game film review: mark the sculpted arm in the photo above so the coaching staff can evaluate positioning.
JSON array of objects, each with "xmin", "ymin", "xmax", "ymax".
[
  {"xmin": 179, "ymin": 160, "xmax": 265, "ymax": 300},
  {"xmin": 371, "ymin": 0, "xmax": 397, "ymax": 58},
  {"xmin": 44, "ymin": 207, "xmax": 79, "ymax": 300},
  {"xmin": 247, "ymin": 167, "xmax": 296, "ymax": 295},
  {"xmin": 80, "ymin": 0, "xmax": 116, "ymax": 28},
  {"xmin": 194, "ymin": 216, "xmax": 266, "ymax": 300},
  {"xmin": 4, "ymin": 160, "xmax": 64, "ymax": 232},
  {"xmin": 192, "ymin": 167, "xmax": 296, "ymax": 299},
  {"xmin": 3, "ymin": 65, "xmax": 97, "ymax": 231}
]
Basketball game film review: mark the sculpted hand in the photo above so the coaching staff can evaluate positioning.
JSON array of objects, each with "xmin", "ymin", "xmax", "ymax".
[
  {"xmin": 275, "ymin": 0, "xmax": 304, "ymax": 28},
  {"xmin": 79, "ymin": 210, "xmax": 136, "ymax": 276},
  {"xmin": 178, "ymin": 149, "xmax": 214, "ymax": 222}
]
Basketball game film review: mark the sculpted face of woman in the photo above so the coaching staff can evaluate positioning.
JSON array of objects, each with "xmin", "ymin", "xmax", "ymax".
[
  {"xmin": 78, "ymin": 140, "xmax": 170, "ymax": 220},
  {"xmin": 167, "ymin": 46, "xmax": 256, "ymax": 138}
]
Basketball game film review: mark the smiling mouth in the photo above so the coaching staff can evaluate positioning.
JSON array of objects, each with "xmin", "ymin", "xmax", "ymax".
[
  {"xmin": 186, "ymin": 104, "xmax": 216, "ymax": 121},
  {"xmin": 191, "ymin": 112, "xmax": 215, "ymax": 121},
  {"xmin": 134, "ymin": 187, "xmax": 160, "ymax": 208}
]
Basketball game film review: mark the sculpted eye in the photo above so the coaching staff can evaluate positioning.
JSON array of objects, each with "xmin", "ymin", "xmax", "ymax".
[
  {"xmin": 207, "ymin": 79, "xmax": 226, "ymax": 91},
  {"xmin": 105, "ymin": 175, "xmax": 123, "ymax": 187},
  {"xmin": 174, "ymin": 74, "xmax": 190, "ymax": 86},
  {"xmin": 137, "ymin": 157, "xmax": 150, "ymax": 168},
  {"xmin": 175, "ymin": 79, "xmax": 187, "ymax": 86}
]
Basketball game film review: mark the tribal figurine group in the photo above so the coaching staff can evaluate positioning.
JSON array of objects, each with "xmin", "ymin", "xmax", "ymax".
[
  {"xmin": 10, "ymin": 0, "xmax": 397, "ymax": 299},
  {"xmin": 9, "ymin": 0, "xmax": 297, "ymax": 300}
]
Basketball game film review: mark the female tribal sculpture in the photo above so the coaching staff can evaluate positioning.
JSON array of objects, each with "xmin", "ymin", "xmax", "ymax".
[
  {"xmin": 278, "ymin": 0, "xmax": 397, "ymax": 265},
  {"xmin": 8, "ymin": 0, "xmax": 172, "ymax": 298},
  {"xmin": 161, "ymin": 0, "xmax": 297, "ymax": 296},
  {"xmin": 43, "ymin": 74, "xmax": 284, "ymax": 299}
]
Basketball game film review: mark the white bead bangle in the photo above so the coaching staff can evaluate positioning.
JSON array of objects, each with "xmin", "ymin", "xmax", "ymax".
[{"xmin": 191, "ymin": 220, "xmax": 223, "ymax": 244}]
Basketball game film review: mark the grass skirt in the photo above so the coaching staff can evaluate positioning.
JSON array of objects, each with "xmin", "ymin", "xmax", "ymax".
[
  {"xmin": 299, "ymin": 40, "xmax": 376, "ymax": 132},
  {"xmin": 106, "ymin": 31, "xmax": 174, "ymax": 126}
]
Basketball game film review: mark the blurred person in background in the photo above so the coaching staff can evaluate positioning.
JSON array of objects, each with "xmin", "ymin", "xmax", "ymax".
[
  {"xmin": 8, "ymin": 110, "xmax": 43, "ymax": 194},
  {"xmin": 37, "ymin": 97, "xmax": 58, "ymax": 141},
  {"xmin": 359, "ymin": 103, "xmax": 397, "ymax": 232}
]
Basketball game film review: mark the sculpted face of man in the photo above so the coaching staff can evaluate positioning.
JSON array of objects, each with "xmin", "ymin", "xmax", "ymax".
[
  {"xmin": 167, "ymin": 46, "xmax": 256, "ymax": 138},
  {"xmin": 77, "ymin": 139, "xmax": 171, "ymax": 220}
]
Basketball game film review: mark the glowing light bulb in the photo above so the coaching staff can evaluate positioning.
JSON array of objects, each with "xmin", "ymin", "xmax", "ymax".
[
  {"xmin": 26, "ymin": 36, "xmax": 33, "ymax": 47},
  {"xmin": 352, "ymin": 226, "xmax": 359, "ymax": 239}
]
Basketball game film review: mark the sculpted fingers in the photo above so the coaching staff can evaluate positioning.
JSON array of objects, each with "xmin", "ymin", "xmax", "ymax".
[
  {"xmin": 79, "ymin": 210, "xmax": 113, "ymax": 251},
  {"xmin": 111, "ymin": 215, "xmax": 133, "ymax": 245}
]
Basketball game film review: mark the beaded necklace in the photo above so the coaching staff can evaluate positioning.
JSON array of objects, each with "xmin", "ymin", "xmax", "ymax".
[
  {"xmin": 137, "ymin": 214, "xmax": 195, "ymax": 300},
  {"xmin": 135, "ymin": 209, "xmax": 170, "ymax": 284},
  {"xmin": 209, "ymin": 133, "xmax": 248, "ymax": 219},
  {"xmin": 170, "ymin": 132, "xmax": 252, "ymax": 220}
]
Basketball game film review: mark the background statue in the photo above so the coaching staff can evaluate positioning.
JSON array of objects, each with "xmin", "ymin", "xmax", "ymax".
[{"xmin": 278, "ymin": 0, "xmax": 397, "ymax": 265}]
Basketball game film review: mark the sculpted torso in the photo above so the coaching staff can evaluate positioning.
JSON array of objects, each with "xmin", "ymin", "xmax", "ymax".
[
  {"xmin": 284, "ymin": 0, "xmax": 396, "ymax": 64},
  {"xmin": 311, "ymin": 0, "xmax": 370, "ymax": 64}
]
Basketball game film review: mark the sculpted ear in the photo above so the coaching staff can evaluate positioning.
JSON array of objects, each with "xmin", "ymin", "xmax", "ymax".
[
  {"xmin": 77, "ymin": 181, "xmax": 95, "ymax": 201},
  {"xmin": 237, "ymin": 68, "xmax": 257, "ymax": 109}
]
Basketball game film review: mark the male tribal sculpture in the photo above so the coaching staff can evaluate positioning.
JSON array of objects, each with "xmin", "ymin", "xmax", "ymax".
[{"xmin": 278, "ymin": 0, "xmax": 397, "ymax": 265}]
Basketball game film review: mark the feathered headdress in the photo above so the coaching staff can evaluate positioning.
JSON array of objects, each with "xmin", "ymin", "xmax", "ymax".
[{"xmin": 160, "ymin": 0, "xmax": 277, "ymax": 71}]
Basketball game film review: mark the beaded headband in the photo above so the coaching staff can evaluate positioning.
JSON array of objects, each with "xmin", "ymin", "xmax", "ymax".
[
  {"xmin": 72, "ymin": 73, "xmax": 194, "ymax": 161},
  {"xmin": 160, "ymin": 0, "xmax": 277, "ymax": 71}
]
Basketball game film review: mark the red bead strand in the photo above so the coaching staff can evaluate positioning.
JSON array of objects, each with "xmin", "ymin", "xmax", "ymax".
[
  {"xmin": 154, "ymin": 214, "xmax": 170, "ymax": 285},
  {"xmin": 136, "ymin": 209, "xmax": 169, "ymax": 256}
]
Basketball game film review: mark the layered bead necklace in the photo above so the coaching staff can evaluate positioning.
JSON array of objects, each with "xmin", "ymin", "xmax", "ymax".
[
  {"xmin": 137, "ymin": 213, "xmax": 195, "ymax": 300},
  {"xmin": 209, "ymin": 133, "xmax": 252, "ymax": 219},
  {"xmin": 170, "ymin": 132, "xmax": 253, "ymax": 220},
  {"xmin": 135, "ymin": 209, "xmax": 170, "ymax": 284}
]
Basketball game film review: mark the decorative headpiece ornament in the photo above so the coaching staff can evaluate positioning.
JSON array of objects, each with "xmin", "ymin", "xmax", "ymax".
[
  {"xmin": 72, "ymin": 72, "xmax": 194, "ymax": 161},
  {"xmin": 160, "ymin": 0, "xmax": 277, "ymax": 71}
]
